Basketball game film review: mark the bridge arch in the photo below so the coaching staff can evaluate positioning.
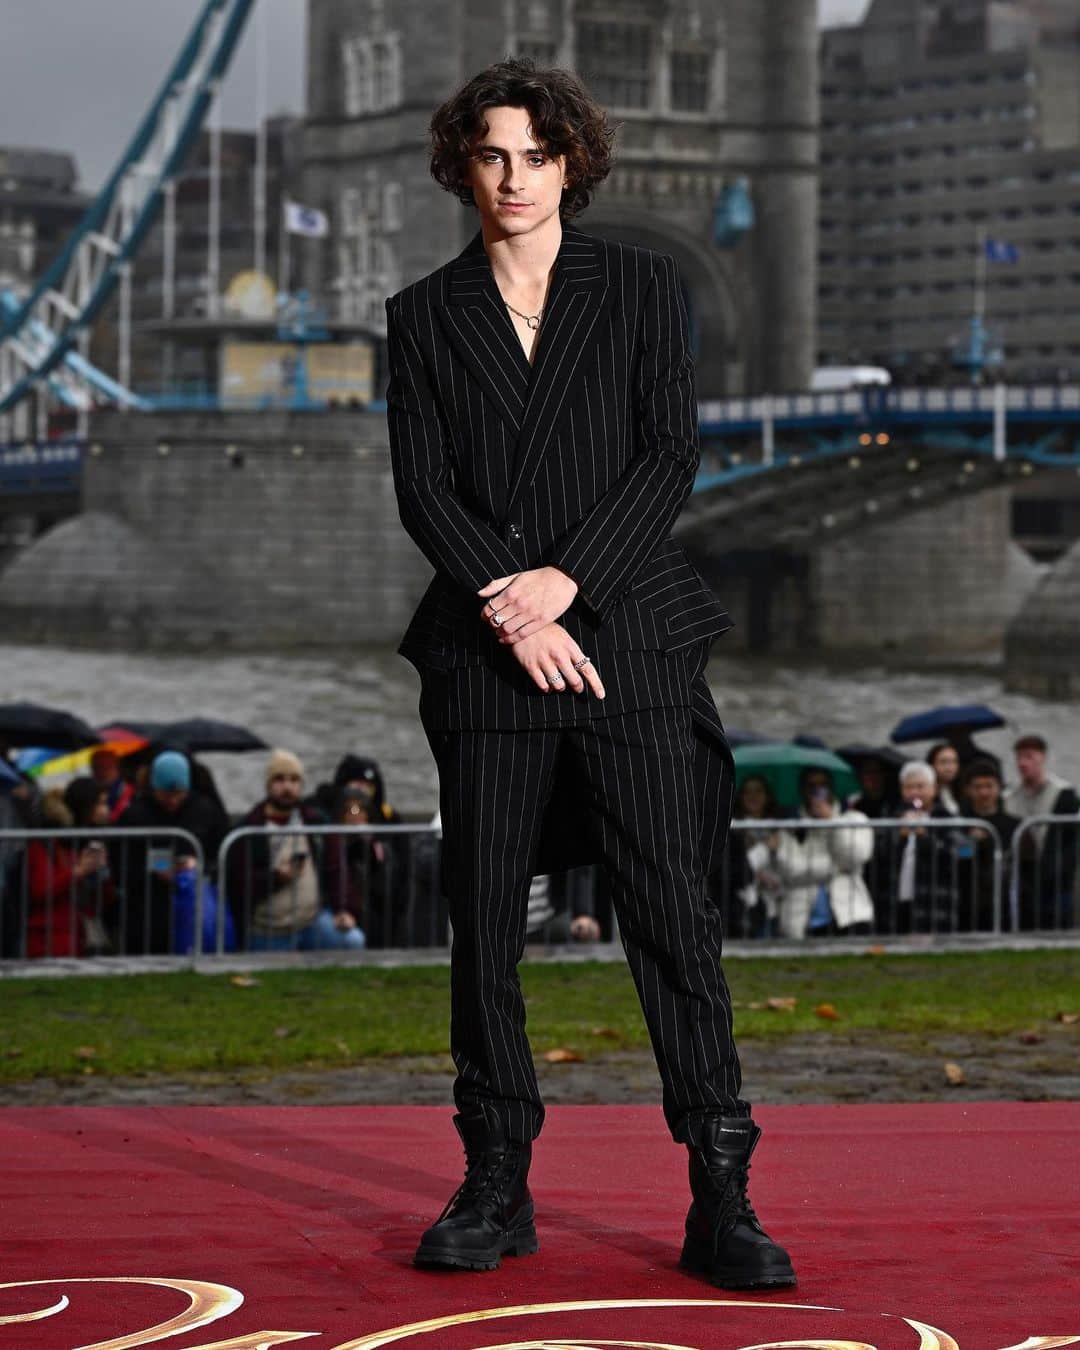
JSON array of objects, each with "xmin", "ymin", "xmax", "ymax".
[{"xmin": 581, "ymin": 208, "xmax": 748, "ymax": 397}]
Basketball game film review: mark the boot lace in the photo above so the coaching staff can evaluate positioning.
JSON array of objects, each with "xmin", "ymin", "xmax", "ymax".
[{"xmin": 436, "ymin": 1147, "xmax": 514, "ymax": 1224}]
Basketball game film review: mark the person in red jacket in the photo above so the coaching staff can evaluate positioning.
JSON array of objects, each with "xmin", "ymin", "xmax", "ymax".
[{"xmin": 25, "ymin": 785, "xmax": 112, "ymax": 959}]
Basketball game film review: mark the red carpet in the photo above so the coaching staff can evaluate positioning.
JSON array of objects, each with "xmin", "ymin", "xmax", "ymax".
[{"xmin": 1, "ymin": 1102, "xmax": 1077, "ymax": 1349}]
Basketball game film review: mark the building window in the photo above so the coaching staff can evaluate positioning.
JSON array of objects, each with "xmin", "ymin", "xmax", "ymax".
[
  {"xmin": 342, "ymin": 32, "xmax": 401, "ymax": 115},
  {"xmin": 382, "ymin": 182, "xmax": 403, "ymax": 232},
  {"xmin": 576, "ymin": 19, "xmax": 652, "ymax": 108},
  {"xmin": 342, "ymin": 37, "xmax": 372, "ymax": 116},
  {"xmin": 670, "ymin": 48, "xmax": 710, "ymax": 112}
]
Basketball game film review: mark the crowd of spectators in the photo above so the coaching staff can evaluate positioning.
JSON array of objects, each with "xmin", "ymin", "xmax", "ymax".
[
  {"xmin": 2, "ymin": 729, "xmax": 1077, "ymax": 959},
  {"xmin": 0, "ymin": 741, "xmax": 430, "ymax": 959},
  {"xmin": 727, "ymin": 734, "xmax": 1079, "ymax": 940}
]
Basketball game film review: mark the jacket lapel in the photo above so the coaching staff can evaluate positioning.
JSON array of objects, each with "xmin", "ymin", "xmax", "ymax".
[{"xmin": 436, "ymin": 222, "xmax": 614, "ymax": 519}]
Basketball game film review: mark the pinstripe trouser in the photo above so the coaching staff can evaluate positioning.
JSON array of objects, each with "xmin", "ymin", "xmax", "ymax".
[{"xmin": 435, "ymin": 703, "xmax": 748, "ymax": 1144}]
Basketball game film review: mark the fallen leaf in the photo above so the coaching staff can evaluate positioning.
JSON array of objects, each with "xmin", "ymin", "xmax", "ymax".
[
  {"xmin": 864, "ymin": 945, "xmax": 886, "ymax": 957},
  {"xmin": 814, "ymin": 1003, "xmax": 841, "ymax": 1021},
  {"xmin": 230, "ymin": 975, "xmax": 259, "ymax": 988},
  {"xmin": 333, "ymin": 1038, "xmax": 351, "ymax": 1056},
  {"xmin": 591, "ymin": 1027, "xmax": 620, "ymax": 1039},
  {"xmin": 543, "ymin": 1047, "xmax": 584, "ymax": 1064},
  {"xmin": 1056, "ymin": 1012, "xmax": 1078, "ymax": 1025},
  {"xmin": 73, "ymin": 1045, "xmax": 97, "ymax": 1060},
  {"xmin": 766, "ymin": 996, "xmax": 797, "ymax": 1013},
  {"xmin": 744, "ymin": 1001, "xmax": 766, "ymax": 1010},
  {"xmin": 272, "ymin": 1026, "xmax": 295, "ymax": 1040},
  {"xmin": 1018, "ymin": 1029, "xmax": 1043, "ymax": 1045},
  {"xmin": 943, "ymin": 1061, "xmax": 966, "ymax": 1085},
  {"xmin": 5, "ymin": 1048, "xmax": 22, "ymax": 1059}
]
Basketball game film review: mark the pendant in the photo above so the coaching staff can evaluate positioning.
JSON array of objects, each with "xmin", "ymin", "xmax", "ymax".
[{"xmin": 527, "ymin": 315, "xmax": 540, "ymax": 329}]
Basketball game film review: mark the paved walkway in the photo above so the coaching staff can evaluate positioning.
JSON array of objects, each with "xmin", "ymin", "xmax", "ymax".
[{"xmin": 2, "ymin": 930, "xmax": 1078, "ymax": 979}]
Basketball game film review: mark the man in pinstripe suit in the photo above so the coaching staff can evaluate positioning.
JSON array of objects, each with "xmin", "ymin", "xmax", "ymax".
[{"xmin": 385, "ymin": 59, "xmax": 795, "ymax": 1290}]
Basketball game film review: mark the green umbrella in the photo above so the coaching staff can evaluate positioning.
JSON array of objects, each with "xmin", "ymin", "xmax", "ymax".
[{"xmin": 732, "ymin": 743, "xmax": 859, "ymax": 812}]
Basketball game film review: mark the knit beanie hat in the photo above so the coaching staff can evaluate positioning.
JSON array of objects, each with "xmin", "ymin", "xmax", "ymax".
[
  {"xmin": 150, "ymin": 750, "xmax": 191, "ymax": 792},
  {"xmin": 266, "ymin": 748, "xmax": 305, "ymax": 787}
]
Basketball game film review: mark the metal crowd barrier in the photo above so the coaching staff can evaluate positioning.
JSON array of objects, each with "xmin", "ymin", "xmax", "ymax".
[
  {"xmin": 0, "ymin": 827, "xmax": 205, "ymax": 962},
  {"xmin": 5, "ymin": 811, "xmax": 1075, "ymax": 968},
  {"xmin": 216, "ymin": 823, "xmax": 444, "ymax": 957},
  {"xmin": 716, "ymin": 816, "xmax": 1008, "ymax": 940},
  {"xmin": 1008, "ymin": 815, "xmax": 1079, "ymax": 932}
]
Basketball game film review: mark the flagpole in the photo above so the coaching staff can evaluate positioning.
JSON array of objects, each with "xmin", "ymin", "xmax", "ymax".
[
  {"xmin": 253, "ymin": 0, "xmax": 268, "ymax": 279},
  {"xmin": 279, "ymin": 198, "xmax": 290, "ymax": 298}
]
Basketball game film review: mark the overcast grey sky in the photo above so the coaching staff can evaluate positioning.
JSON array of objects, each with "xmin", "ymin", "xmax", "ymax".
[{"xmin": 1, "ymin": 0, "xmax": 872, "ymax": 193}]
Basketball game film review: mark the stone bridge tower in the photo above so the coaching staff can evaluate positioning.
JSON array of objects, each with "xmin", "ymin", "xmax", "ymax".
[{"xmin": 302, "ymin": 0, "xmax": 819, "ymax": 397}]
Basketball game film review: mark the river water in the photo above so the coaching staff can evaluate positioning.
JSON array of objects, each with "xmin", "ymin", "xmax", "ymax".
[{"xmin": 3, "ymin": 642, "xmax": 1078, "ymax": 813}]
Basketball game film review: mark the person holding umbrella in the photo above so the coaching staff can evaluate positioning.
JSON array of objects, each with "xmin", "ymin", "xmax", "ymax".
[{"xmin": 746, "ymin": 768, "xmax": 874, "ymax": 939}]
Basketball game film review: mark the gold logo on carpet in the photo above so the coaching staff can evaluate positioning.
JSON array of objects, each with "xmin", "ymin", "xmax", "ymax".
[{"xmin": 0, "ymin": 1280, "xmax": 1077, "ymax": 1350}]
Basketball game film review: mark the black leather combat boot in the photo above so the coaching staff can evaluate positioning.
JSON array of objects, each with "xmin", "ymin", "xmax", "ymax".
[
  {"xmin": 413, "ymin": 1102, "xmax": 538, "ymax": 1271},
  {"xmin": 677, "ymin": 1114, "xmax": 796, "ymax": 1289}
]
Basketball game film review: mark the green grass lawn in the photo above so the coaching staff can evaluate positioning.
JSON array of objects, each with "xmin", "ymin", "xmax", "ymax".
[{"xmin": 0, "ymin": 949, "xmax": 1077, "ymax": 1083}]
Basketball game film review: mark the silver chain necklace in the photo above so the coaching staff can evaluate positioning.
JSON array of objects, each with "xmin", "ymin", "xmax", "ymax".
[{"xmin": 503, "ymin": 299, "xmax": 543, "ymax": 330}]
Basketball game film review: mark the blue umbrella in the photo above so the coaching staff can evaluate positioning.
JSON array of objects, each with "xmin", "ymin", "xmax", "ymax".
[
  {"xmin": 0, "ymin": 757, "xmax": 22, "ymax": 794},
  {"xmin": 891, "ymin": 703, "xmax": 1005, "ymax": 744}
]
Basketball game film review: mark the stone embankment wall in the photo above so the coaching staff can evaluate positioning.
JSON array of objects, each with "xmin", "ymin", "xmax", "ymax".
[
  {"xmin": 0, "ymin": 409, "xmax": 429, "ymax": 649},
  {"xmin": 0, "ymin": 409, "xmax": 1045, "ymax": 658}
]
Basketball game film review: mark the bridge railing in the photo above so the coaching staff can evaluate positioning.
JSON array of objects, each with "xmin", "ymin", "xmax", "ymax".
[
  {"xmin": 0, "ymin": 440, "xmax": 83, "ymax": 496},
  {"xmin": 699, "ymin": 382, "xmax": 1080, "ymax": 433}
]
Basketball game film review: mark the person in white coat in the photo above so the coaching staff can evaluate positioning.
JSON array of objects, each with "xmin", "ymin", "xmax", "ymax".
[{"xmin": 746, "ymin": 768, "xmax": 875, "ymax": 939}]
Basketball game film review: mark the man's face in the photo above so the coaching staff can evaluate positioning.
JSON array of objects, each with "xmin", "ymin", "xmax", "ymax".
[
  {"xmin": 91, "ymin": 752, "xmax": 120, "ymax": 786},
  {"xmin": 269, "ymin": 772, "xmax": 303, "ymax": 810},
  {"xmin": 902, "ymin": 775, "xmax": 936, "ymax": 808},
  {"xmin": 967, "ymin": 774, "xmax": 1000, "ymax": 815},
  {"xmin": 740, "ymin": 779, "xmax": 768, "ymax": 816},
  {"xmin": 153, "ymin": 788, "xmax": 187, "ymax": 814},
  {"xmin": 465, "ymin": 104, "xmax": 567, "ymax": 237},
  {"xmin": 1015, "ymin": 747, "xmax": 1046, "ymax": 787},
  {"xmin": 931, "ymin": 747, "xmax": 959, "ymax": 784},
  {"xmin": 859, "ymin": 761, "xmax": 885, "ymax": 798}
]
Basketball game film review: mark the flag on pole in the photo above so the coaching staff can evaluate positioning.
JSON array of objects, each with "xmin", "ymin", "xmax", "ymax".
[
  {"xmin": 984, "ymin": 238, "xmax": 1019, "ymax": 263},
  {"xmin": 283, "ymin": 199, "xmax": 330, "ymax": 238}
]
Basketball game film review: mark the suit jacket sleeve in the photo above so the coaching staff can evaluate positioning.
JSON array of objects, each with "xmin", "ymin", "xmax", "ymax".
[
  {"xmin": 385, "ymin": 294, "xmax": 522, "ymax": 594},
  {"xmin": 545, "ymin": 253, "xmax": 700, "ymax": 626}
]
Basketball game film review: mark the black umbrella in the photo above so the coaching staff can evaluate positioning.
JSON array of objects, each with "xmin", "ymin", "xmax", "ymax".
[
  {"xmin": 834, "ymin": 742, "xmax": 906, "ymax": 771},
  {"xmin": 152, "ymin": 717, "xmax": 268, "ymax": 754},
  {"xmin": 0, "ymin": 702, "xmax": 99, "ymax": 750}
]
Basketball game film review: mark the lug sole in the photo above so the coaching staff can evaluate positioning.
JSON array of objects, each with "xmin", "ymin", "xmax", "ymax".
[
  {"xmin": 414, "ymin": 1224, "xmax": 539, "ymax": 1271},
  {"xmin": 680, "ymin": 1238, "xmax": 796, "ymax": 1289}
]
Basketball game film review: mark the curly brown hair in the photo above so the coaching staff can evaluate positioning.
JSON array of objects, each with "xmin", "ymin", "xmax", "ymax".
[{"xmin": 429, "ymin": 57, "xmax": 616, "ymax": 220}]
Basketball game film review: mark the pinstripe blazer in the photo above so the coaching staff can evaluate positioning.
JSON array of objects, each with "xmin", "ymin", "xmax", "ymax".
[{"xmin": 386, "ymin": 220, "xmax": 736, "ymax": 874}]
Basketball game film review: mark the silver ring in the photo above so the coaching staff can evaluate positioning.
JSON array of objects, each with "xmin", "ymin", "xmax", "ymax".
[
  {"xmin": 547, "ymin": 672, "xmax": 564, "ymax": 685},
  {"xmin": 572, "ymin": 656, "xmax": 591, "ymax": 669},
  {"xmin": 491, "ymin": 611, "xmax": 502, "ymax": 626}
]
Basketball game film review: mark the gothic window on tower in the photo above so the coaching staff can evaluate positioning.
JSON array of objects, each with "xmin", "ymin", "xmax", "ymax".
[
  {"xmin": 576, "ymin": 19, "xmax": 652, "ymax": 110},
  {"xmin": 342, "ymin": 32, "xmax": 402, "ymax": 115},
  {"xmin": 342, "ymin": 37, "xmax": 373, "ymax": 116},
  {"xmin": 670, "ymin": 48, "xmax": 711, "ymax": 113}
]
